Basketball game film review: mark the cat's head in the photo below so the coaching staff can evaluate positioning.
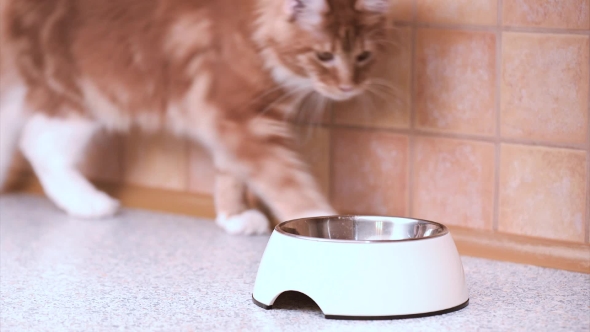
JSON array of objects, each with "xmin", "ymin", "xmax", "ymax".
[{"xmin": 257, "ymin": 0, "xmax": 391, "ymax": 101}]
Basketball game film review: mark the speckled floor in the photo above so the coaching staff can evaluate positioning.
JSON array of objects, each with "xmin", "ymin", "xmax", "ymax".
[{"xmin": 1, "ymin": 194, "xmax": 589, "ymax": 332}]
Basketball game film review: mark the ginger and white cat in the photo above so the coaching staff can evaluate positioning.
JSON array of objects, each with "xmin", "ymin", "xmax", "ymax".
[{"xmin": 0, "ymin": 0, "xmax": 391, "ymax": 235}]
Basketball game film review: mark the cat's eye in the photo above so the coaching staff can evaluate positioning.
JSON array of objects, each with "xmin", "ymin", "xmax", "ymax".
[
  {"xmin": 316, "ymin": 52, "xmax": 334, "ymax": 62},
  {"xmin": 356, "ymin": 51, "xmax": 372, "ymax": 63}
]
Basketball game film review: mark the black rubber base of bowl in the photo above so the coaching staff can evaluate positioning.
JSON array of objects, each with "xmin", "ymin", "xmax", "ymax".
[{"xmin": 252, "ymin": 295, "xmax": 469, "ymax": 320}]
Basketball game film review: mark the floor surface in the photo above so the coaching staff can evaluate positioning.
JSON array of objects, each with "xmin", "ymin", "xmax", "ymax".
[{"xmin": 1, "ymin": 194, "xmax": 589, "ymax": 331}]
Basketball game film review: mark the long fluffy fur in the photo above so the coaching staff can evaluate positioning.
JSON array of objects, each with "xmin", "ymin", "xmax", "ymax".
[{"xmin": 0, "ymin": 0, "xmax": 390, "ymax": 234}]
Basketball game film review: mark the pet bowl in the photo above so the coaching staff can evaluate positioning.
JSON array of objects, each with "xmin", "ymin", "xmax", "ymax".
[{"xmin": 252, "ymin": 216, "xmax": 469, "ymax": 319}]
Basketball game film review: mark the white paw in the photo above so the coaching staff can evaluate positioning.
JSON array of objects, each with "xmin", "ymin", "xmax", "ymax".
[
  {"xmin": 216, "ymin": 209, "xmax": 270, "ymax": 236},
  {"xmin": 54, "ymin": 190, "xmax": 120, "ymax": 219}
]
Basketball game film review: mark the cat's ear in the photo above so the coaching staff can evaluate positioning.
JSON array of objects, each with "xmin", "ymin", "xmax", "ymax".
[
  {"xmin": 355, "ymin": 0, "xmax": 390, "ymax": 13},
  {"xmin": 283, "ymin": 0, "xmax": 328, "ymax": 27}
]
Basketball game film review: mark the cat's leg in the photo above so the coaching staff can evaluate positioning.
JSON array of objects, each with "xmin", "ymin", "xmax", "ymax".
[
  {"xmin": 212, "ymin": 117, "xmax": 335, "ymax": 223},
  {"xmin": 0, "ymin": 86, "xmax": 27, "ymax": 189},
  {"xmin": 19, "ymin": 113, "xmax": 120, "ymax": 218},
  {"xmin": 214, "ymin": 171, "xmax": 270, "ymax": 235}
]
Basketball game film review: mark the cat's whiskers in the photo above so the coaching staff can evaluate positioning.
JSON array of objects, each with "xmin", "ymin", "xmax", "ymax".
[
  {"xmin": 365, "ymin": 88, "xmax": 388, "ymax": 104},
  {"xmin": 290, "ymin": 91, "xmax": 312, "ymax": 124},
  {"xmin": 315, "ymin": 97, "xmax": 331, "ymax": 123},
  {"xmin": 368, "ymin": 89, "xmax": 379, "ymax": 108},
  {"xmin": 300, "ymin": 91, "xmax": 329, "ymax": 143},
  {"xmin": 292, "ymin": 90, "xmax": 315, "ymax": 125},
  {"xmin": 369, "ymin": 79, "xmax": 404, "ymax": 97},
  {"xmin": 304, "ymin": 91, "xmax": 320, "ymax": 123},
  {"xmin": 257, "ymin": 85, "xmax": 312, "ymax": 119},
  {"xmin": 242, "ymin": 82, "xmax": 292, "ymax": 113},
  {"xmin": 327, "ymin": 98, "xmax": 334, "ymax": 123},
  {"xmin": 358, "ymin": 93, "xmax": 373, "ymax": 124},
  {"xmin": 365, "ymin": 84, "xmax": 405, "ymax": 110},
  {"xmin": 250, "ymin": 84, "xmax": 287, "ymax": 103},
  {"xmin": 297, "ymin": 93, "xmax": 317, "ymax": 143},
  {"xmin": 367, "ymin": 84, "xmax": 396, "ymax": 97}
]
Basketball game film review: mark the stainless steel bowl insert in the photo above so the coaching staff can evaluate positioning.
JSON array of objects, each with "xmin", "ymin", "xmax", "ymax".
[{"xmin": 276, "ymin": 216, "xmax": 448, "ymax": 243}]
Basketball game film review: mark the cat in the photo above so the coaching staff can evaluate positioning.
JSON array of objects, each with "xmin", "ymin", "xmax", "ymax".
[{"xmin": 0, "ymin": 0, "xmax": 392, "ymax": 235}]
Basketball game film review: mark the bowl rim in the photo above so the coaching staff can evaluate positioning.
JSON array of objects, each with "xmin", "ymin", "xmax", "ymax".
[{"xmin": 274, "ymin": 215, "xmax": 449, "ymax": 243}]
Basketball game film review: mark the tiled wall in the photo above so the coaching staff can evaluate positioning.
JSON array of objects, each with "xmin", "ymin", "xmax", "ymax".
[{"xmin": 81, "ymin": 0, "xmax": 590, "ymax": 244}]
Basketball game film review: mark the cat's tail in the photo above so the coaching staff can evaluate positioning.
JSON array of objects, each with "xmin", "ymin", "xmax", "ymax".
[{"xmin": 0, "ymin": 85, "xmax": 27, "ymax": 190}]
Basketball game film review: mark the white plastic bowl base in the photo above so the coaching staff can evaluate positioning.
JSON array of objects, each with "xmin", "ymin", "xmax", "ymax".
[{"xmin": 252, "ymin": 216, "xmax": 469, "ymax": 320}]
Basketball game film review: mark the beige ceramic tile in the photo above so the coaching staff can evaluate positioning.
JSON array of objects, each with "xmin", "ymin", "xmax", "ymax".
[
  {"xmin": 412, "ymin": 137, "xmax": 495, "ymax": 230},
  {"xmin": 416, "ymin": 0, "xmax": 498, "ymax": 25},
  {"xmin": 296, "ymin": 126, "xmax": 331, "ymax": 196},
  {"xmin": 415, "ymin": 29, "xmax": 496, "ymax": 136},
  {"xmin": 501, "ymin": 33, "xmax": 589, "ymax": 145},
  {"xmin": 79, "ymin": 131, "xmax": 123, "ymax": 183},
  {"xmin": 333, "ymin": 27, "xmax": 411, "ymax": 129},
  {"xmin": 503, "ymin": 0, "xmax": 590, "ymax": 30},
  {"xmin": 188, "ymin": 143, "xmax": 216, "ymax": 195},
  {"xmin": 331, "ymin": 128, "xmax": 409, "ymax": 215},
  {"xmin": 124, "ymin": 131, "xmax": 189, "ymax": 191},
  {"xmin": 588, "ymin": 188, "xmax": 590, "ymax": 243},
  {"xmin": 499, "ymin": 144, "xmax": 587, "ymax": 243},
  {"xmin": 587, "ymin": 191, "xmax": 590, "ymax": 243},
  {"xmin": 389, "ymin": 0, "xmax": 415, "ymax": 22}
]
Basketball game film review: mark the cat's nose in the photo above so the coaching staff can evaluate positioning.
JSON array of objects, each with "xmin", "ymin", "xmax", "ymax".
[{"xmin": 339, "ymin": 85, "xmax": 354, "ymax": 92}]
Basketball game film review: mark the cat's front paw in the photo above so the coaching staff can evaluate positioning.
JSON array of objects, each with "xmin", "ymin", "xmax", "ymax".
[
  {"xmin": 56, "ymin": 190, "xmax": 120, "ymax": 219},
  {"xmin": 216, "ymin": 209, "xmax": 270, "ymax": 236}
]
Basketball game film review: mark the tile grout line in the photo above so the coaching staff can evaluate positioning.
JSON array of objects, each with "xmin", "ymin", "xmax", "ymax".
[
  {"xmin": 331, "ymin": 88, "xmax": 339, "ymax": 204},
  {"xmin": 119, "ymin": 133, "xmax": 127, "ymax": 185},
  {"xmin": 326, "ymin": 128, "xmax": 333, "ymax": 205},
  {"xmin": 328, "ymin": 125, "xmax": 335, "ymax": 209},
  {"xmin": 185, "ymin": 138, "xmax": 191, "ymax": 192},
  {"xmin": 407, "ymin": 1, "xmax": 417, "ymax": 218},
  {"xmin": 394, "ymin": 21, "xmax": 590, "ymax": 35},
  {"xmin": 493, "ymin": 0, "xmax": 503, "ymax": 233},
  {"xmin": 586, "ymin": 47, "xmax": 590, "ymax": 244},
  {"xmin": 327, "ymin": 97, "xmax": 335, "ymax": 206},
  {"xmin": 501, "ymin": 25, "xmax": 590, "ymax": 35},
  {"xmin": 586, "ymin": 140, "xmax": 589, "ymax": 244},
  {"xmin": 327, "ymin": 123, "xmax": 588, "ymax": 151},
  {"xmin": 409, "ymin": 0, "xmax": 417, "ymax": 132}
]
